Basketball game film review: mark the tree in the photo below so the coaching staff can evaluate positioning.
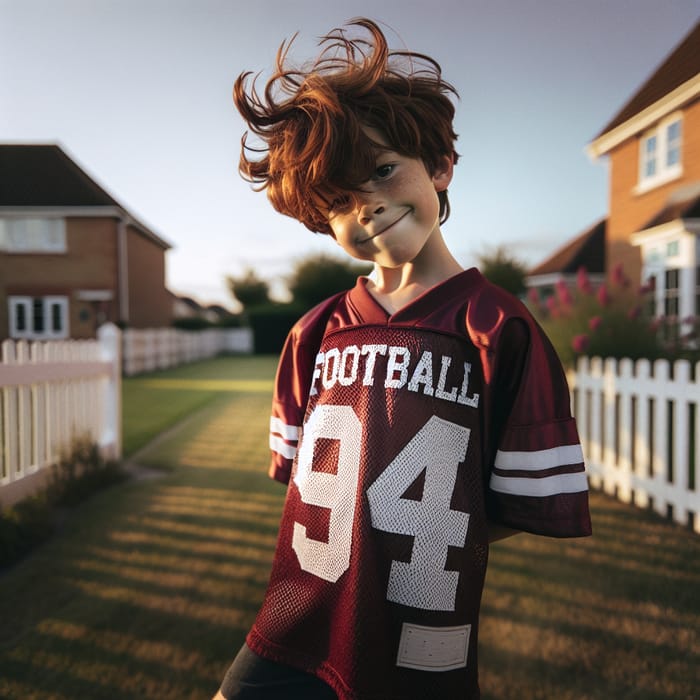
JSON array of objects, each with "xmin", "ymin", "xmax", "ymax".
[
  {"xmin": 226, "ymin": 268, "xmax": 270, "ymax": 310},
  {"xmin": 477, "ymin": 245, "xmax": 528, "ymax": 297},
  {"xmin": 287, "ymin": 254, "xmax": 372, "ymax": 311}
]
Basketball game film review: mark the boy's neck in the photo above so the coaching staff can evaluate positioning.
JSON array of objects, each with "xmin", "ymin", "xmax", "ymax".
[{"xmin": 366, "ymin": 246, "xmax": 463, "ymax": 315}]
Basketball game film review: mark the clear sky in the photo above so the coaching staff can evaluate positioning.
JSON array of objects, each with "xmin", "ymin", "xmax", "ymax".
[{"xmin": 1, "ymin": 0, "xmax": 699, "ymax": 309}]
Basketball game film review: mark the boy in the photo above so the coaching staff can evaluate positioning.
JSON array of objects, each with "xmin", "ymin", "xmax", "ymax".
[{"xmin": 214, "ymin": 17, "xmax": 591, "ymax": 700}]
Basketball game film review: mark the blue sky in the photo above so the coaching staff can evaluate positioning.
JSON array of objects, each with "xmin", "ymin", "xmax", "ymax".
[{"xmin": 1, "ymin": 0, "xmax": 699, "ymax": 307}]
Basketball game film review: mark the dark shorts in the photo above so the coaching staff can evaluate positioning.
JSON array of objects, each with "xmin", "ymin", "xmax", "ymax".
[{"xmin": 219, "ymin": 643, "xmax": 338, "ymax": 699}]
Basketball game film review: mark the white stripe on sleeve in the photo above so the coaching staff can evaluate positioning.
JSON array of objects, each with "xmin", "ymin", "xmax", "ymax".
[
  {"xmin": 494, "ymin": 444, "xmax": 584, "ymax": 471},
  {"xmin": 270, "ymin": 416, "xmax": 300, "ymax": 440},
  {"xmin": 490, "ymin": 470, "xmax": 589, "ymax": 497},
  {"xmin": 269, "ymin": 434, "xmax": 297, "ymax": 460}
]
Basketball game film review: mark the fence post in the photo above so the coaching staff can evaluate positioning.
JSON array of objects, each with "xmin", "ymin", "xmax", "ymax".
[{"xmin": 98, "ymin": 323, "xmax": 122, "ymax": 460}]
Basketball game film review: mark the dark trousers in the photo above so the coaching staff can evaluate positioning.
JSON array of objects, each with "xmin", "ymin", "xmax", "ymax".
[{"xmin": 219, "ymin": 643, "xmax": 338, "ymax": 699}]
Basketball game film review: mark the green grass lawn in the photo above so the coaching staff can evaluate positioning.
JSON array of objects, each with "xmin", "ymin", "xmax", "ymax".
[
  {"xmin": 121, "ymin": 355, "xmax": 277, "ymax": 456},
  {"xmin": 0, "ymin": 355, "xmax": 698, "ymax": 699}
]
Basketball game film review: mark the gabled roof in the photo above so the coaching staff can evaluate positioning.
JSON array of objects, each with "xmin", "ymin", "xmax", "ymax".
[
  {"xmin": 0, "ymin": 144, "xmax": 120, "ymax": 207},
  {"xmin": 528, "ymin": 218, "xmax": 606, "ymax": 277},
  {"xmin": 0, "ymin": 144, "xmax": 171, "ymax": 249},
  {"xmin": 597, "ymin": 20, "xmax": 700, "ymax": 138}
]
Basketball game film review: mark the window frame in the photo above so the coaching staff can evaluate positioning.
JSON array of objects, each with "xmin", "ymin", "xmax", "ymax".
[
  {"xmin": 8, "ymin": 295, "xmax": 70, "ymax": 340},
  {"xmin": 637, "ymin": 113, "xmax": 683, "ymax": 193},
  {"xmin": 0, "ymin": 218, "xmax": 67, "ymax": 253},
  {"xmin": 664, "ymin": 268, "xmax": 680, "ymax": 318}
]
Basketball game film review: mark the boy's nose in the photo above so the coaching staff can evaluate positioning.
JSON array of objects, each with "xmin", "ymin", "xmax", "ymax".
[{"xmin": 358, "ymin": 203, "xmax": 385, "ymax": 226}]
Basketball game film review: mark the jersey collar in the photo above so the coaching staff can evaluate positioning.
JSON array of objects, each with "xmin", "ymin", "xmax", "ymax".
[{"xmin": 346, "ymin": 268, "xmax": 483, "ymax": 325}]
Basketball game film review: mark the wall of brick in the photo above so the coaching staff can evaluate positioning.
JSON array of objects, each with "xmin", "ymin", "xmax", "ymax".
[
  {"xmin": 0, "ymin": 217, "xmax": 172, "ymax": 339},
  {"xmin": 0, "ymin": 218, "xmax": 120, "ymax": 339},
  {"xmin": 126, "ymin": 225, "xmax": 172, "ymax": 328},
  {"xmin": 606, "ymin": 97, "xmax": 700, "ymax": 282}
]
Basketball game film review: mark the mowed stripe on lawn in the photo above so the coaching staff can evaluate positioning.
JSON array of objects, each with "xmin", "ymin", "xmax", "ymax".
[{"xmin": 136, "ymin": 378, "xmax": 273, "ymax": 393}]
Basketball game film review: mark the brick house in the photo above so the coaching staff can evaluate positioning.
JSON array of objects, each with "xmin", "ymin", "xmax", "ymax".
[
  {"xmin": 587, "ymin": 20, "xmax": 700, "ymax": 320},
  {"xmin": 0, "ymin": 144, "xmax": 173, "ymax": 340},
  {"xmin": 529, "ymin": 20, "xmax": 699, "ymax": 320}
]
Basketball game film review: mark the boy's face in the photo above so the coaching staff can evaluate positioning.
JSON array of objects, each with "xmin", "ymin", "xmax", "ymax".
[{"xmin": 326, "ymin": 129, "xmax": 453, "ymax": 269}]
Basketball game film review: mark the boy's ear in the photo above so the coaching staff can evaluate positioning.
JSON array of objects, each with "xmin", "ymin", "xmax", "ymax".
[{"xmin": 431, "ymin": 154, "xmax": 454, "ymax": 192}]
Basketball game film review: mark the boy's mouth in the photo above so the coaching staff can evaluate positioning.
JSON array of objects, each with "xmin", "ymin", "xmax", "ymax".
[{"xmin": 357, "ymin": 209, "xmax": 411, "ymax": 244}]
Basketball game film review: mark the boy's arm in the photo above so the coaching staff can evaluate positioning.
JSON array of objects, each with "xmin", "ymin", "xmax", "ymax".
[
  {"xmin": 469, "ymin": 298, "xmax": 592, "ymax": 539},
  {"xmin": 267, "ymin": 293, "xmax": 344, "ymax": 483}
]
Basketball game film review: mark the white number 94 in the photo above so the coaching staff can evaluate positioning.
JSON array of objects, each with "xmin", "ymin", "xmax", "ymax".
[{"xmin": 293, "ymin": 404, "xmax": 470, "ymax": 612}]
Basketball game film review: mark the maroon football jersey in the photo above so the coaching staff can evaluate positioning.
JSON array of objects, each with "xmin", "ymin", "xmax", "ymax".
[{"xmin": 248, "ymin": 269, "xmax": 591, "ymax": 699}]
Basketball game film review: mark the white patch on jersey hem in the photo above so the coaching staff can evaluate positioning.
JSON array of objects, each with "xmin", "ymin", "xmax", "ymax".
[
  {"xmin": 396, "ymin": 622, "xmax": 470, "ymax": 672},
  {"xmin": 495, "ymin": 444, "xmax": 584, "ymax": 470}
]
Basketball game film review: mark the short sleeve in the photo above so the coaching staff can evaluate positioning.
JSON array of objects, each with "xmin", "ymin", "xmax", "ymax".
[
  {"xmin": 487, "ymin": 317, "xmax": 592, "ymax": 538},
  {"xmin": 267, "ymin": 294, "xmax": 342, "ymax": 483}
]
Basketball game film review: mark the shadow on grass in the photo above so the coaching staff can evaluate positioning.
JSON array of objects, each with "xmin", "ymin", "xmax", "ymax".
[
  {"xmin": 0, "ymin": 467, "xmax": 284, "ymax": 699},
  {"xmin": 480, "ymin": 491, "xmax": 700, "ymax": 700},
  {"xmin": 1, "ymin": 380, "xmax": 698, "ymax": 699},
  {"xmin": 0, "ymin": 391, "xmax": 284, "ymax": 700}
]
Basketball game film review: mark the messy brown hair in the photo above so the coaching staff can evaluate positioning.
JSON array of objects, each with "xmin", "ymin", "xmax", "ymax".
[{"xmin": 233, "ymin": 18, "xmax": 459, "ymax": 234}]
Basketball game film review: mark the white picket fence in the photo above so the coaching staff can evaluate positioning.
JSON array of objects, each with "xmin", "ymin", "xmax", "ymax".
[
  {"xmin": 569, "ymin": 356, "xmax": 700, "ymax": 534},
  {"xmin": 0, "ymin": 324, "xmax": 253, "ymax": 506},
  {"xmin": 0, "ymin": 323, "xmax": 121, "ymax": 507},
  {"xmin": 122, "ymin": 327, "xmax": 253, "ymax": 376},
  {"xmin": 3, "ymin": 327, "xmax": 698, "ymax": 534}
]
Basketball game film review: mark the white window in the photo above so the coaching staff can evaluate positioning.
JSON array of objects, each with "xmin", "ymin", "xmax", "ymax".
[
  {"xmin": 638, "ymin": 115, "xmax": 682, "ymax": 192},
  {"xmin": 8, "ymin": 296, "xmax": 69, "ymax": 339},
  {"xmin": 641, "ymin": 134, "xmax": 657, "ymax": 179},
  {"xmin": 666, "ymin": 120, "xmax": 681, "ymax": 167},
  {"xmin": 0, "ymin": 218, "xmax": 67, "ymax": 253}
]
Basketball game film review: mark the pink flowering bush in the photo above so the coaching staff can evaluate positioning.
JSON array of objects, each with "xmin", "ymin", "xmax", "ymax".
[{"xmin": 528, "ymin": 264, "xmax": 667, "ymax": 368}]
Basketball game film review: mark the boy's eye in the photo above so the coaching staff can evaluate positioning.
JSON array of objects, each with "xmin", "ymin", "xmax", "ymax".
[{"xmin": 373, "ymin": 163, "xmax": 395, "ymax": 180}]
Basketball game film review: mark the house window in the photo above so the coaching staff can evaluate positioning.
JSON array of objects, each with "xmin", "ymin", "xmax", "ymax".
[
  {"xmin": 666, "ymin": 120, "xmax": 681, "ymax": 167},
  {"xmin": 638, "ymin": 115, "xmax": 682, "ymax": 191},
  {"xmin": 642, "ymin": 135, "xmax": 657, "ymax": 178},
  {"xmin": 8, "ymin": 296, "xmax": 69, "ymax": 339},
  {"xmin": 664, "ymin": 268, "xmax": 680, "ymax": 317},
  {"xmin": 0, "ymin": 218, "xmax": 67, "ymax": 253},
  {"xmin": 666, "ymin": 240, "xmax": 680, "ymax": 257}
]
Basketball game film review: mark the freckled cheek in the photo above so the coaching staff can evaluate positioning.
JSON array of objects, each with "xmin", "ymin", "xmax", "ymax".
[{"xmin": 386, "ymin": 173, "xmax": 438, "ymax": 216}]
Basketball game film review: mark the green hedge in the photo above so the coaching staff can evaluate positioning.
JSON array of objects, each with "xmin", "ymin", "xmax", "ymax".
[{"xmin": 247, "ymin": 304, "xmax": 304, "ymax": 354}]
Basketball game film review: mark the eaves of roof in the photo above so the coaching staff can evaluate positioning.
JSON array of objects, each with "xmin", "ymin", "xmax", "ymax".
[
  {"xmin": 588, "ymin": 20, "xmax": 700, "ymax": 158},
  {"xmin": 0, "ymin": 144, "xmax": 171, "ymax": 250}
]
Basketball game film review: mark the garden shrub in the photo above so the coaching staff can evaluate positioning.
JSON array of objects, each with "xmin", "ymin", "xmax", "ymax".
[
  {"xmin": 529, "ymin": 265, "xmax": 669, "ymax": 368},
  {"xmin": 0, "ymin": 494, "xmax": 53, "ymax": 568},
  {"xmin": 48, "ymin": 437, "xmax": 127, "ymax": 507},
  {"xmin": 0, "ymin": 438, "xmax": 127, "ymax": 569}
]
